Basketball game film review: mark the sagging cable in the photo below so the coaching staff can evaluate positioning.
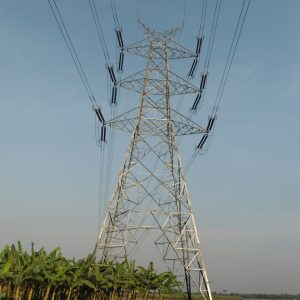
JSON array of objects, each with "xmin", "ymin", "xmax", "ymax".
[
  {"xmin": 197, "ymin": 134, "xmax": 208, "ymax": 149},
  {"xmin": 191, "ymin": 93, "xmax": 202, "ymax": 111},
  {"xmin": 196, "ymin": 36, "xmax": 203, "ymax": 56},
  {"xmin": 188, "ymin": 58, "xmax": 198, "ymax": 78},
  {"xmin": 206, "ymin": 116, "xmax": 216, "ymax": 131},
  {"xmin": 115, "ymin": 28, "xmax": 124, "ymax": 49},
  {"xmin": 118, "ymin": 51, "xmax": 124, "ymax": 72},
  {"xmin": 94, "ymin": 106, "xmax": 105, "ymax": 123},
  {"xmin": 107, "ymin": 65, "xmax": 117, "ymax": 84},
  {"xmin": 100, "ymin": 126, "xmax": 107, "ymax": 142},
  {"xmin": 111, "ymin": 85, "xmax": 117, "ymax": 105},
  {"xmin": 200, "ymin": 72, "xmax": 208, "ymax": 91}
]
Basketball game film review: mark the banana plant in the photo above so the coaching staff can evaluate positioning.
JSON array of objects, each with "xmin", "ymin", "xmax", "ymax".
[
  {"xmin": 63, "ymin": 254, "xmax": 95, "ymax": 300},
  {"xmin": 0, "ymin": 245, "xmax": 13, "ymax": 298},
  {"xmin": 88, "ymin": 261, "xmax": 112, "ymax": 299},
  {"xmin": 0, "ymin": 242, "xmax": 181, "ymax": 300},
  {"xmin": 156, "ymin": 271, "xmax": 181, "ymax": 300},
  {"xmin": 105, "ymin": 260, "xmax": 129, "ymax": 300},
  {"xmin": 138, "ymin": 262, "xmax": 160, "ymax": 300},
  {"xmin": 123, "ymin": 260, "xmax": 139, "ymax": 300},
  {"xmin": 9, "ymin": 241, "xmax": 32, "ymax": 299}
]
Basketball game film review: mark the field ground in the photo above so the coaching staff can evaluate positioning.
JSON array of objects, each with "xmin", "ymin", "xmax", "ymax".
[
  {"xmin": 0, "ymin": 294, "xmax": 246, "ymax": 300},
  {"xmin": 134, "ymin": 295, "xmax": 243, "ymax": 300},
  {"xmin": 1, "ymin": 293, "xmax": 299, "ymax": 300}
]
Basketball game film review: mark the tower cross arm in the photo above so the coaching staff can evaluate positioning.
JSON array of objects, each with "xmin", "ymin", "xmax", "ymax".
[
  {"xmin": 105, "ymin": 107, "xmax": 208, "ymax": 137},
  {"xmin": 125, "ymin": 38, "xmax": 197, "ymax": 59},
  {"xmin": 116, "ymin": 68, "xmax": 200, "ymax": 95}
]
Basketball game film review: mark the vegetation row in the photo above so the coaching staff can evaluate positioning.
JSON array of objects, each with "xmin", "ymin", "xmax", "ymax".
[{"xmin": 0, "ymin": 241, "xmax": 180, "ymax": 300}]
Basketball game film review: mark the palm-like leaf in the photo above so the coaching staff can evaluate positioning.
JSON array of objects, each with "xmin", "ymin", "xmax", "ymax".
[{"xmin": 0, "ymin": 243, "xmax": 181, "ymax": 299}]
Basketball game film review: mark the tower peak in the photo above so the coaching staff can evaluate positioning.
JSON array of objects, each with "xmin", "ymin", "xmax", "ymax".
[{"xmin": 138, "ymin": 19, "xmax": 183, "ymax": 38}]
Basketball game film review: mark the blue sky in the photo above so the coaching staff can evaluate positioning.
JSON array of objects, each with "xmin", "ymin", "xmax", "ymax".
[{"xmin": 0, "ymin": 0, "xmax": 299, "ymax": 294}]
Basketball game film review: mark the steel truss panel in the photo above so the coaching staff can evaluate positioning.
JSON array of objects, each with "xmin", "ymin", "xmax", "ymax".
[
  {"xmin": 126, "ymin": 38, "xmax": 197, "ymax": 60},
  {"xmin": 118, "ymin": 63, "xmax": 200, "ymax": 95},
  {"xmin": 106, "ymin": 102, "xmax": 207, "ymax": 136}
]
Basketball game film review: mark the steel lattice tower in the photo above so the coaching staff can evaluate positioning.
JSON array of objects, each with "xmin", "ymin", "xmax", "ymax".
[{"xmin": 96, "ymin": 22, "xmax": 212, "ymax": 300}]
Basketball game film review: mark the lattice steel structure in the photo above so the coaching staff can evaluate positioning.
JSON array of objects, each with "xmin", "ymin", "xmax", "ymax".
[{"xmin": 95, "ymin": 22, "xmax": 212, "ymax": 300}]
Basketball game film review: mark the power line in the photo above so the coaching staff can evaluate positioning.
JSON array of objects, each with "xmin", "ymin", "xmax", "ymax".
[
  {"xmin": 182, "ymin": 0, "xmax": 187, "ymax": 28},
  {"xmin": 107, "ymin": 0, "xmax": 125, "ymax": 74},
  {"xmin": 136, "ymin": 0, "xmax": 140, "ymax": 21},
  {"xmin": 185, "ymin": 0, "xmax": 251, "ymax": 172},
  {"xmin": 185, "ymin": 0, "xmax": 221, "ymax": 117},
  {"xmin": 213, "ymin": 0, "xmax": 251, "ymax": 114},
  {"xmin": 198, "ymin": 0, "xmax": 209, "ymax": 37},
  {"xmin": 48, "ymin": 0, "xmax": 98, "ymax": 107},
  {"xmin": 89, "ymin": 0, "xmax": 112, "ymax": 66},
  {"xmin": 92, "ymin": 0, "xmax": 122, "ymax": 211},
  {"xmin": 203, "ymin": 0, "xmax": 222, "ymax": 71},
  {"xmin": 109, "ymin": 0, "xmax": 120, "ymax": 29}
]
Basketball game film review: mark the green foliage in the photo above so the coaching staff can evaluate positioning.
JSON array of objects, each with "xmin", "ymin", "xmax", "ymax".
[{"xmin": 0, "ymin": 241, "xmax": 181, "ymax": 299}]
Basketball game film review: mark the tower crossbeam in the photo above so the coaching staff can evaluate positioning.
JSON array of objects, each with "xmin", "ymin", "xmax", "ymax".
[
  {"xmin": 117, "ymin": 65, "xmax": 200, "ymax": 95},
  {"xmin": 105, "ymin": 105, "xmax": 207, "ymax": 136}
]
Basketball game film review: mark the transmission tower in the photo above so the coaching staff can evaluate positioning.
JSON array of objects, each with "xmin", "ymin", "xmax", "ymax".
[{"xmin": 95, "ymin": 22, "xmax": 212, "ymax": 300}]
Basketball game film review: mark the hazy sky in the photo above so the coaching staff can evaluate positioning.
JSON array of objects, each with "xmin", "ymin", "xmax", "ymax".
[{"xmin": 0, "ymin": 0, "xmax": 299, "ymax": 294}]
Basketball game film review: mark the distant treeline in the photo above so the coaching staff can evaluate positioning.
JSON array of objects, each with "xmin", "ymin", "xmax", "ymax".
[{"xmin": 215, "ymin": 293, "xmax": 300, "ymax": 300}]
